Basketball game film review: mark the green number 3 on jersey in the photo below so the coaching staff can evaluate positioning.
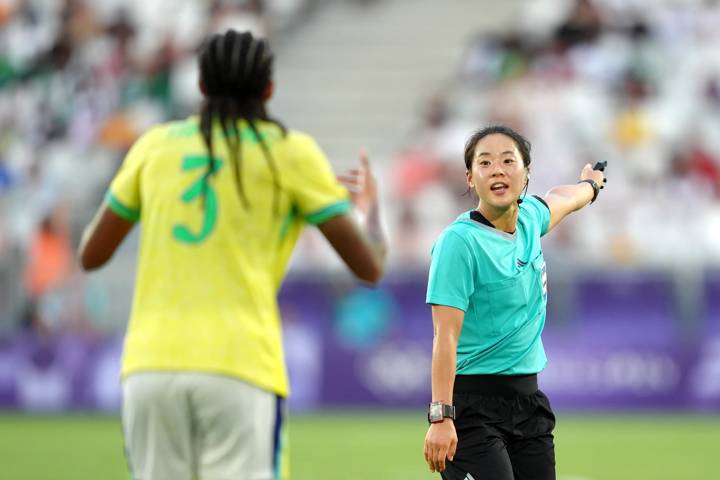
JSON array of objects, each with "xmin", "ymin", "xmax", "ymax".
[{"xmin": 172, "ymin": 154, "xmax": 224, "ymax": 244}]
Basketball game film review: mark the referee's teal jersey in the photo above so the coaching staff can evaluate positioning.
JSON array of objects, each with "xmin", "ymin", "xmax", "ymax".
[{"xmin": 426, "ymin": 195, "xmax": 551, "ymax": 375}]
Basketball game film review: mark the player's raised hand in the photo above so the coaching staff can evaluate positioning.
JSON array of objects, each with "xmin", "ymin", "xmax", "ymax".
[{"xmin": 337, "ymin": 149, "xmax": 378, "ymax": 216}]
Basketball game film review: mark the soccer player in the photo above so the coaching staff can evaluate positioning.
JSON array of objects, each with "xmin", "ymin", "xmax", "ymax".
[
  {"xmin": 423, "ymin": 125, "xmax": 606, "ymax": 479},
  {"xmin": 78, "ymin": 30, "xmax": 386, "ymax": 480}
]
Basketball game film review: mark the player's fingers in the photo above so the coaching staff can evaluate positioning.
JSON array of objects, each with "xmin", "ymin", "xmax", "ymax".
[
  {"xmin": 359, "ymin": 149, "xmax": 369, "ymax": 168},
  {"xmin": 338, "ymin": 170, "xmax": 360, "ymax": 178},
  {"xmin": 337, "ymin": 175, "xmax": 359, "ymax": 185}
]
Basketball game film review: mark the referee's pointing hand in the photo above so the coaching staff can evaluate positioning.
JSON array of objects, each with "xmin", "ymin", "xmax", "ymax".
[
  {"xmin": 580, "ymin": 162, "xmax": 606, "ymax": 189},
  {"xmin": 424, "ymin": 419, "xmax": 457, "ymax": 473}
]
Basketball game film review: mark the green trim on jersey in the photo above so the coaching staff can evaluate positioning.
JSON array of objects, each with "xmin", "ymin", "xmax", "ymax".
[
  {"xmin": 279, "ymin": 205, "xmax": 300, "ymax": 242},
  {"xmin": 105, "ymin": 191, "xmax": 140, "ymax": 222},
  {"xmin": 305, "ymin": 199, "xmax": 352, "ymax": 225}
]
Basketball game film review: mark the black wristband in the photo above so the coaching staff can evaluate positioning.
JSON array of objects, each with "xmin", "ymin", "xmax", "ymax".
[{"xmin": 578, "ymin": 179, "xmax": 600, "ymax": 204}]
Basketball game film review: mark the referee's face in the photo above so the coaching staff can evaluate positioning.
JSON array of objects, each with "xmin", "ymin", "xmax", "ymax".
[{"xmin": 467, "ymin": 133, "xmax": 528, "ymax": 210}]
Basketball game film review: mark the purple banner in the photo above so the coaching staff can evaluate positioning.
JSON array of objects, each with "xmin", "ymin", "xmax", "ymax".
[{"xmin": 0, "ymin": 276, "xmax": 719, "ymax": 411}]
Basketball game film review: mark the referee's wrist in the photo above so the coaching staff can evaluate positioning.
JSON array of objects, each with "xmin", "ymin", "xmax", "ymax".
[{"xmin": 577, "ymin": 179, "xmax": 600, "ymax": 204}]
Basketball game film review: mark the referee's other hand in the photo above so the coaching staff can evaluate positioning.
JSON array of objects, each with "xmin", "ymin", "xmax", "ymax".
[{"xmin": 424, "ymin": 419, "xmax": 457, "ymax": 473}]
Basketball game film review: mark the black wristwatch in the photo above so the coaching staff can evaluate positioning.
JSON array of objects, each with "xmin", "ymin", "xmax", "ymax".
[
  {"xmin": 578, "ymin": 179, "xmax": 600, "ymax": 203},
  {"xmin": 427, "ymin": 402, "xmax": 455, "ymax": 424}
]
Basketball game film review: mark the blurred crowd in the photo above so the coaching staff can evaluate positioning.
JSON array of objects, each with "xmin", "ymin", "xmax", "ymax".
[
  {"xmin": 2, "ymin": 0, "xmax": 720, "ymax": 335},
  {"xmin": 387, "ymin": 0, "xmax": 720, "ymax": 269},
  {"xmin": 0, "ymin": 0, "xmax": 313, "ymax": 334}
]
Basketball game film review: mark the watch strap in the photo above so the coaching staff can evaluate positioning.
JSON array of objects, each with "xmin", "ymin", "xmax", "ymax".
[{"xmin": 578, "ymin": 179, "xmax": 600, "ymax": 203}]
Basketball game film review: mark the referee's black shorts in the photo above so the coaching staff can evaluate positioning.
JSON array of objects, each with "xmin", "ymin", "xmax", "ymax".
[{"xmin": 441, "ymin": 373, "xmax": 556, "ymax": 480}]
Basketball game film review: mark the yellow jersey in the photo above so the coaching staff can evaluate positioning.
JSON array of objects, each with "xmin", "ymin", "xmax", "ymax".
[{"xmin": 107, "ymin": 116, "xmax": 350, "ymax": 396}]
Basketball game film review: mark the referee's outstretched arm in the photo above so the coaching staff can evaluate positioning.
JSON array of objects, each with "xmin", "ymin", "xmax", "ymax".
[{"xmin": 542, "ymin": 162, "xmax": 606, "ymax": 233}]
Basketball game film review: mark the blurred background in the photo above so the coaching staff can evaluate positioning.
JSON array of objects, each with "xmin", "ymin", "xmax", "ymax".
[{"xmin": 1, "ymin": 0, "xmax": 719, "ymax": 479}]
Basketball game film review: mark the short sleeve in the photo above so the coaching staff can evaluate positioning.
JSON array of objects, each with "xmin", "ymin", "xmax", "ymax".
[
  {"xmin": 426, "ymin": 230, "xmax": 476, "ymax": 311},
  {"xmin": 286, "ymin": 133, "xmax": 351, "ymax": 225},
  {"xmin": 106, "ymin": 127, "xmax": 163, "ymax": 222},
  {"xmin": 525, "ymin": 195, "xmax": 551, "ymax": 237}
]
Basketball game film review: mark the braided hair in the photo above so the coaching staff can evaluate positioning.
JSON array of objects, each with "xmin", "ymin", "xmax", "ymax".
[{"xmin": 198, "ymin": 30, "xmax": 286, "ymax": 212}]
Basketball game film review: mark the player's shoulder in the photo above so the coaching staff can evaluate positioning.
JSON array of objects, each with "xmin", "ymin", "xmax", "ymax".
[
  {"xmin": 281, "ymin": 129, "xmax": 329, "ymax": 170},
  {"xmin": 130, "ymin": 119, "xmax": 188, "ymax": 153},
  {"xmin": 162, "ymin": 116, "xmax": 200, "ymax": 138},
  {"xmin": 148, "ymin": 119, "xmax": 186, "ymax": 138},
  {"xmin": 284, "ymin": 128, "xmax": 320, "ymax": 148}
]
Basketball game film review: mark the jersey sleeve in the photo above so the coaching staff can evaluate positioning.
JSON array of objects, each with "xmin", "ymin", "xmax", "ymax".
[
  {"xmin": 525, "ymin": 195, "xmax": 551, "ymax": 237},
  {"xmin": 286, "ymin": 133, "xmax": 351, "ymax": 225},
  {"xmin": 426, "ymin": 229, "xmax": 476, "ymax": 311},
  {"xmin": 105, "ymin": 127, "xmax": 163, "ymax": 222}
]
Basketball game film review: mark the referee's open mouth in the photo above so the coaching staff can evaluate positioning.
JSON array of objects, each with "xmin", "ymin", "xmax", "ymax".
[{"xmin": 490, "ymin": 182, "xmax": 509, "ymax": 194}]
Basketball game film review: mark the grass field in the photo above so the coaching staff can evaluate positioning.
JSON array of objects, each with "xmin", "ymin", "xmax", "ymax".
[{"xmin": 1, "ymin": 411, "xmax": 718, "ymax": 480}]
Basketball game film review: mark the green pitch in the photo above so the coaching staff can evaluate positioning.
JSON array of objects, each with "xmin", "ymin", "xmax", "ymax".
[{"xmin": 0, "ymin": 412, "xmax": 717, "ymax": 480}]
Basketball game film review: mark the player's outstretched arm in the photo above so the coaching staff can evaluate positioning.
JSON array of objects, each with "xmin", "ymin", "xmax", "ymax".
[
  {"xmin": 78, "ymin": 206, "xmax": 135, "ymax": 271},
  {"xmin": 543, "ymin": 163, "xmax": 606, "ymax": 233},
  {"xmin": 318, "ymin": 151, "xmax": 387, "ymax": 285}
]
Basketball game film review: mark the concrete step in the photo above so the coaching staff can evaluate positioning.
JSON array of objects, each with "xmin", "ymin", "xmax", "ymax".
[{"xmin": 270, "ymin": 0, "xmax": 523, "ymax": 162}]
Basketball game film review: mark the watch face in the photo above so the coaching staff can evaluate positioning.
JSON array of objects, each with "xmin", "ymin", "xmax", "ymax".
[{"xmin": 429, "ymin": 403, "xmax": 443, "ymax": 422}]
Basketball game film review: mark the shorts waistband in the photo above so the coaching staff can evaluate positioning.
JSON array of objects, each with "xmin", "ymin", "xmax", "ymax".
[{"xmin": 454, "ymin": 373, "xmax": 538, "ymax": 397}]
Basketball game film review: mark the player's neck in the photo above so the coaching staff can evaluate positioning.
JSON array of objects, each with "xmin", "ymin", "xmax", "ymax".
[{"xmin": 477, "ymin": 202, "xmax": 518, "ymax": 234}]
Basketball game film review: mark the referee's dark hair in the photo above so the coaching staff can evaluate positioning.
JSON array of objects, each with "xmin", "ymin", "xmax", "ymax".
[
  {"xmin": 463, "ymin": 125, "xmax": 532, "ymax": 171},
  {"xmin": 198, "ymin": 29, "xmax": 286, "ymax": 212}
]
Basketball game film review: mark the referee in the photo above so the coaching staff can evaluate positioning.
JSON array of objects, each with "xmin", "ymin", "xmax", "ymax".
[{"xmin": 423, "ymin": 125, "xmax": 605, "ymax": 480}]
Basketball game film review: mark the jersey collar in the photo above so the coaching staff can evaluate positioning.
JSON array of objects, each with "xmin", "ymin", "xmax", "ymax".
[{"xmin": 469, "ymin": 209, "xmax": 517, "ymax": 240}]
